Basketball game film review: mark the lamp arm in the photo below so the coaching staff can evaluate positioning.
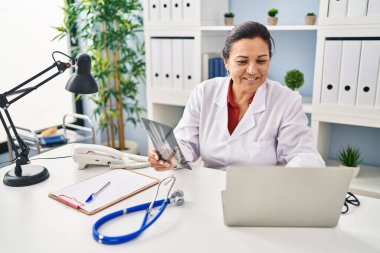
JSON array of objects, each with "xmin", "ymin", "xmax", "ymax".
[
  {"xmin": 0, "ymin": 60, "xmax": 71, "ymax": 174},
  {"xmin": 3, "ymin": 61, "xmax": 70, "ymax": 107},
  {"xmin": 0, "ymin": 110, "xmax": 28, "ymax": 175}
]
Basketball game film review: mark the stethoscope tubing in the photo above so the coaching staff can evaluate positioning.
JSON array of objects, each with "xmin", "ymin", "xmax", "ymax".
[{"xmin": 93, "ymin": 199, "xmax": 169, "ymax": 245}]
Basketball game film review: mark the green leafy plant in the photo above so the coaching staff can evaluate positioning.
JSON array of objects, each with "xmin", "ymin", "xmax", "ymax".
[
  {"xmin": 338, "ymin": 145, "xmax": 363, "ymax": 167},
  {"xmin": 284, "ymin": 69, "xmax": 304, "ymax": 91},
  {"xmin": 268, "ymin": 8, "xmax": 278, "ymax": 17},
  {"xmin": 224, "ymin": 12, "xmax": 235, "ymax": 18},
  {"xmin": 53, "ymin": 0, "xmax": 145, "ymax": 150},
  {"xmin": 307, "ymin": 12, "xmax": 316, "ymax": 16}
]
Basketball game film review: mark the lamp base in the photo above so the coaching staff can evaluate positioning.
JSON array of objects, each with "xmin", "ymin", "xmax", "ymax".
[{"xmin": 3, "ymin": 164, "xmax": 49, "ymax": 187}]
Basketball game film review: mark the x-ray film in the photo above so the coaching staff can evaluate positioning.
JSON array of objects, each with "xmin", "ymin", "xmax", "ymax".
[{"xmin": 142, "ymin": 118, "xmax": 192, "ymax": 170}]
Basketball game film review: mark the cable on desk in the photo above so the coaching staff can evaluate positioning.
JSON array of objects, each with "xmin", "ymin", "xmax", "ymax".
[
  {"xmin": 0, "ymin": 156, "xmax": 18, "ymax": 165},
  {"xmin": 1, "ymin": 154, "xmax": 71, "ymax": 165},
  {"xmin": 30, "ymin": 155, "xmax": 72, "ymax": 160}
]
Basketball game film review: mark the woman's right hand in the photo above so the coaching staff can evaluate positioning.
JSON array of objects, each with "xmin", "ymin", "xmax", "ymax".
[{"xmin": 148, "ymin": 149, "xmax": 176, "ymax": 171}]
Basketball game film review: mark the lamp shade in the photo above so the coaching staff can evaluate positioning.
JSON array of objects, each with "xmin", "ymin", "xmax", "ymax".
[{"xmin": 65, "ymin": 54, "xmax": 98, "ymax": 94}]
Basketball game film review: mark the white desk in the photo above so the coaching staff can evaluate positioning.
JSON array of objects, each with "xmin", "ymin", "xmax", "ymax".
[{"xmin": 1, "ymin": 144, "xmax": 380, "ymax": 253}]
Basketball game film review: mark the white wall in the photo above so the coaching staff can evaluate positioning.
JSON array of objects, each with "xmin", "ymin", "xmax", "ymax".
[{"xmin": 0, "ymin": 0, "xmax": 74, "ymax": 143}]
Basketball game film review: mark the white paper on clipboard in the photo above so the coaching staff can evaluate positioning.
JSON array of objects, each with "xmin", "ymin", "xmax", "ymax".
[{"xmin": 49, "ymin": 169, "xmax": 159, "ymax": 215}]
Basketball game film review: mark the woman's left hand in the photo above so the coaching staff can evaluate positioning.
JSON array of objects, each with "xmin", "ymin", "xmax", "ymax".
[{"xmin": 147, "ymin": 149, "xmax": 176, "ymax": 171}]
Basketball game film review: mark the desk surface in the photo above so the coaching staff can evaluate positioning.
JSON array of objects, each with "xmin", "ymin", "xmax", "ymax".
[{"xmin": 1, "ymin": 144, "xmax": 380, "ymax": 253}]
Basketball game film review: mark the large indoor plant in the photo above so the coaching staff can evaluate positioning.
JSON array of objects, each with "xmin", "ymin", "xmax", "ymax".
[{"xmin": 54, "ymin": 0, "xmax": 145, "ymax": 150}]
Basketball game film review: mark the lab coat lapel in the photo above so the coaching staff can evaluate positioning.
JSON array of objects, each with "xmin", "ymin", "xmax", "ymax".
[
  {"xmin": 231, "ymin": 81, "xmax": 267, "ymax": 138},
  {"xmin": 214, "ymin": 78, "xmax": 231, "ymax": 137}
]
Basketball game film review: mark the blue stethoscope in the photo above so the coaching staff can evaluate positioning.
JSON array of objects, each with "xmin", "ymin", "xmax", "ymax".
[{"xmin": 92, "ymin": 176, "xmax": 184, "ymax": 245}]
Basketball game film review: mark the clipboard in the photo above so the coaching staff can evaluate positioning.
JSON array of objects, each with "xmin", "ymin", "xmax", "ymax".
[{"xmin": 49, "ymin": 169, "xmax": 159, "ymax": 215}]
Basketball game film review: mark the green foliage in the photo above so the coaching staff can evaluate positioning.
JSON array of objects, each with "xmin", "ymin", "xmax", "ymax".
[
  {"xmin": 224, "ymin": 12, "xmax": 235, "ymax": 18},
  {"xmin": 53, "ymin": 0, "xmax": 145, "ymax": 132},
  {"xmin": 338, "ymin": 145, "xmax": 363, "ymax": 167},
  {"xmin": 284, "ymin": 69, "xmax": 304, "ymax": 90},
  {"xmin": 307, "ymin": 12, "xmax": 316, "ymax": 16},
  {"xmin": 268, "ymin": 8, "xmax": 278, "ymax": 17}
]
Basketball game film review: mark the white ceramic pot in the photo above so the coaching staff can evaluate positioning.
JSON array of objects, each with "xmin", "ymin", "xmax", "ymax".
[
  {"xmin": 224, "ymin": 17, "xmax": 234, "ymax": 26},
  {"xmin": 340, "ymin": 165, "xmax": 360, "ymax": 178},
  {"xmin": 305, "ymin": 15, "xmax": 316, "ymax": 25},
  {"xmin": 268, "ymin": 17, "xmax": 278, "ymax": 25}
]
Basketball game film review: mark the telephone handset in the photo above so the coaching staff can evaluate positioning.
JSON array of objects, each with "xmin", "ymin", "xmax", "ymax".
[{"xmin": 72, "ymin": 144, "xmax": 150, "ymax": 170}]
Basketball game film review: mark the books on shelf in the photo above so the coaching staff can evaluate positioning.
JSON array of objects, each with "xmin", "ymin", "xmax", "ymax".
[{"xmin": 202, "ymin": 53, "xmax": 227, "ymax": 81}]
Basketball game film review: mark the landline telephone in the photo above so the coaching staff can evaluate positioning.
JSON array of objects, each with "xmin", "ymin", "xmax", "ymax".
[{"xmin": 72, "ymin": 144, "xmax": 150, "ymax": 170}]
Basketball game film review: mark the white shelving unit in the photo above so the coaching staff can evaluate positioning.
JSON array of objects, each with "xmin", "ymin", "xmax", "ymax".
[
  {"xmin": 144, "ymin": 0, "xmax": 229, "ymax": 128},
  {"xmin": 145, "ymin": 2, "xmax": 318, "ymax": 129},
  {"xmin": 312, "ymin": 0, "xmax": 380, "ymax": 198},
  {"xmin": 144, "ymin": 0, "xmax": 380, "ymax": 198}
]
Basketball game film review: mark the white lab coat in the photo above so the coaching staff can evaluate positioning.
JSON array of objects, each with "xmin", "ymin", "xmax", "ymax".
[{"xmin": 174, "ymin": 77, "xmax": 325, "ymax": 168}]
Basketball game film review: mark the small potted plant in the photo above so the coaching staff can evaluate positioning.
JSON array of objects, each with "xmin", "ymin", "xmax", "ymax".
[
  {"xmin": 284, "ymin": 69, "xmax": 304, "ymax": 91},
  {"xmin": 338, "ymin": 145, "xmax": 363, "ymax": 178},
  {"xmin": 268, "ymin": 8, "xmax": 278, "ymax": 25},
  {"xmin": 224, "ymin": 12, "xmax": 235, "ymax": 26},
  {"xmin": 305, "ymin": 12, "xmax": 317, "ymax": 25}
]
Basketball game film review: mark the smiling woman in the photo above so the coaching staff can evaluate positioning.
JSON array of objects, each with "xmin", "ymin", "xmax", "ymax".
[
  {"xmin": 224, "ymin": 38, "xmax": 270, "ymax": 110},
  {"xmin": 148, "ymin": 21, "xmax": 325, "ymax": 171}
]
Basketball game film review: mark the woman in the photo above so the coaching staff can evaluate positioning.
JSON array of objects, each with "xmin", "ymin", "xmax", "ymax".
[{"xmin": 148, "ymin": 21, "xmax": 325, "ymax": 170}]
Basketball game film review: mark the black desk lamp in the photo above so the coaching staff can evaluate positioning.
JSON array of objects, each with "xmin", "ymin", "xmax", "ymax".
[{"xmin": 0, "ymin": 51, "xmax": 98, "ymax": 187}]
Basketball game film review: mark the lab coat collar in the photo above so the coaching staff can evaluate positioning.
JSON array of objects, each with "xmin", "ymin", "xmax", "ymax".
[{"xmin": 215, "ymin": 78, "xmax": 267, "ymax": 138}]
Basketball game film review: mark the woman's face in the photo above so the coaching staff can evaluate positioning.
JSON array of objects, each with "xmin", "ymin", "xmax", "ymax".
[{"xmin": 224, "ymin": 37, "xmax": 270, "ymax": 93}]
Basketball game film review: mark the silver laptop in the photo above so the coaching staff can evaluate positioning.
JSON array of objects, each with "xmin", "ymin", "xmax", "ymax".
[{"xmin": 222, "ymin": 166, "xmax": 354, "ymax": 227}]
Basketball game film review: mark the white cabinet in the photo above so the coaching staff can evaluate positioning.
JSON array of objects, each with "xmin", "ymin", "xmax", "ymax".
[
  {"xmin": 312, "ymin": 0, "xmax": 380, "ymax": 198},
  {"xmin": 320, "ymin": 0, "xmax": 380, "ymax": 25},
  {"xmin": 144, "ymin": 1, "xmax": 318, "ymax": 131},
  {"xmin": 144, "ymin": 0, "xmax": 217, "ymax": 124},
  {"xmin": 144, "ymin": 0, "xmax": 380, "ymax": 198}
]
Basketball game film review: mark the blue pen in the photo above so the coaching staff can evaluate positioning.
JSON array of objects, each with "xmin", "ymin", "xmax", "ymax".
[{"xmin": 85, "ymin": 181, "xmax": 111, "ymax": 203}]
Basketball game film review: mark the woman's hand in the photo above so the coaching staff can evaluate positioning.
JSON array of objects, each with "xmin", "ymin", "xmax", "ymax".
[{"xmin": 148, "ymin": 149, "xmax": 176, "ymax": 171}]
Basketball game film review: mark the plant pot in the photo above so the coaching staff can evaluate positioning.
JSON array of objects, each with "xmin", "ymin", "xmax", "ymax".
[
  {"xmin": 305, "ymin": 16, "xmax": 316, "ymax": 25},
  {"xmin": 340, "ymin": 165, "xmax": 360, "ymax": 178},
  {"xmin": 292, "ymin": 88, "xmax": 300, "ymax": 93},
  {"xmin": 224, "ymin": 17, "xmax": 234, "ymax": 26},
  {"xmin": 268, "ymin": 17, "xmax": 278, "ymax": 26},
  {"xmin": 104, "ymin": 140, "xmax": 139, "ymax": 155}
]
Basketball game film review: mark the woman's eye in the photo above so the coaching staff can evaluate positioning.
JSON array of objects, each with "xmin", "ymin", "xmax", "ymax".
[
  {"xmin": 236, "ymin": 61, "xmax": 247, "ymax": 65},
  {"xmin": 257, "ymin": 60, "xmax": 267, "ymax": 64}
]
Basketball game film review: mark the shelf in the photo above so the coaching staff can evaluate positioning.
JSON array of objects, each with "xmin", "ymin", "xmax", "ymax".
[
  {"xmin": 326, "ymin": 160, "xmax": 380, "ymax": 199},
  {"xmin": 312, "ymin": 105, "xmax": 380, "ymax": 128},
  {"xmin": 302, "ymin": 96, "xmax": 312, "ymax": 114},
  {"xmin": 149, "ymin": 88, "xmax": 192, "ymax": 107},
  {"xmin": 201, "ymin": 25, "xmax": 318, "ymax": 32}
]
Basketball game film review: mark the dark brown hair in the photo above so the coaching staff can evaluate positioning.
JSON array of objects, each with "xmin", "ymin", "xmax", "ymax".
[{"xmin": 222, "ymin": 21, "xmax": 275, "ymax": 59}]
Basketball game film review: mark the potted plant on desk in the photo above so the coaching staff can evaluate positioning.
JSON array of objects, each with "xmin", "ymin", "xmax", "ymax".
[
  {"xmin": 338, "ymin": 145, "xmax": 363, "ymax": 178},
  {"xmin": 284, "ymin": 69, "xmax": 304, "ymax": 92},
  {"xmin": 267, "ymin": 8, "xmax": 278, "ymax": 25}
]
